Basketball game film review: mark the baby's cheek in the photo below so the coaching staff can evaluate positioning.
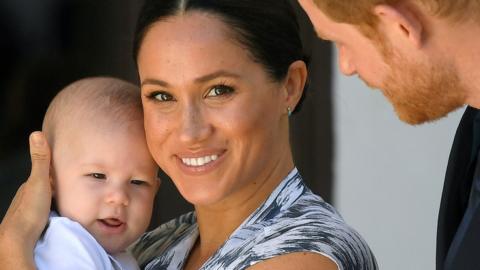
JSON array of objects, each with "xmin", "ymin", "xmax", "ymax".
[{"xmin": 132, "ymin": 191, "xmax": 156, "ymax": 220}]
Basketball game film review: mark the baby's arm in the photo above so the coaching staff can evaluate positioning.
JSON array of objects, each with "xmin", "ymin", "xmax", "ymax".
[{"xmin": 0, "ymin": 132, "xmax": 52, "ymax": 270}]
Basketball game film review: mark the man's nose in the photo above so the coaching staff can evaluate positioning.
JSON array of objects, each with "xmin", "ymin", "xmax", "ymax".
[{"xmin": 338, "ymin": 45, "xmax": 357, "ymax": 76}]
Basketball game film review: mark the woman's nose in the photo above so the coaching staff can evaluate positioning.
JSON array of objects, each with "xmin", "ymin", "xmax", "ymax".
[
  {"xmin": 105, "ymin": 185, "xmax": 129, "ymax": 206},
  {"xmin": 338, "ymin": 44, "xmax": 357, "ymax": 76},
  {"xmin": 179, "ymin": 104, "xmax": 212, "ymax": 144}
]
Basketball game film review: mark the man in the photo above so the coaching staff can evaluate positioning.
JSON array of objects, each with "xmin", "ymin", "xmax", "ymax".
[{"xmin": 298, "ymin": 0, "xmax": 480, "ymax": 269}]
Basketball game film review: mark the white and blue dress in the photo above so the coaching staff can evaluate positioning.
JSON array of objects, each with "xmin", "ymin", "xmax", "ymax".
[{"xmin": 131, "ymin": 168, "xmax": 377, "ymax": 270}]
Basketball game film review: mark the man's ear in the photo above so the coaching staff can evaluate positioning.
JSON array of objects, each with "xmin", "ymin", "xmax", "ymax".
[
  {"xmin": 373, "ymin": 4, "xmax": 424, "ymax": 49},
  {"xmin": 283, "ymin": 60, "xmax": 308, "ymax": 113}
]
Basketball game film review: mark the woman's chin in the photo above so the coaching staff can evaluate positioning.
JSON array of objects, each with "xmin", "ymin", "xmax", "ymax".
[{"xmin": 178, "ymin": 187, "xmax": 225, "ymax": 207}]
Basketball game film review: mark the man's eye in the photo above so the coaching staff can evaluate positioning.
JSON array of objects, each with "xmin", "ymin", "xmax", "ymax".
[
  {"xmin": 89, "ymin": 173, "xmax": 106, "ymax": 179},
  {"xmin": 206, "ymin": 85, "xmax": 234, "ymax": 97},
  {"xmin": 131, "ymin": 179, "xmax": 147, "ymax": 186}
]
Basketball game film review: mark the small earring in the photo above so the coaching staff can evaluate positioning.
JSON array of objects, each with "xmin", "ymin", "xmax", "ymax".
[{"xmin": 287, "ymin": 107, "xmax": 292, "ymax": 117}]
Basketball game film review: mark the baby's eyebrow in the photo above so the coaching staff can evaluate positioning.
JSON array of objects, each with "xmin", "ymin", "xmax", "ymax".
[{"xmin": 79, "ymin": 162, "xmax": 106, "ymax": 170}]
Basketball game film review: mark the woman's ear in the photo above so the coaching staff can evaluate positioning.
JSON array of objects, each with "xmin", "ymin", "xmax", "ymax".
[
  {"xmin": 283, "ymin": 60, "xmax": 307, "ymax": 113},
  {"xmin": 373, "ymin": 4, "xmax": 424, "ymax": 49}
]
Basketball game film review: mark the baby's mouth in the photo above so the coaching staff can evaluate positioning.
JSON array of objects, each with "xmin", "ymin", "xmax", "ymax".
[{"xmin": 99, "ymin": 218, "xmax": 124, "ymax": 227}]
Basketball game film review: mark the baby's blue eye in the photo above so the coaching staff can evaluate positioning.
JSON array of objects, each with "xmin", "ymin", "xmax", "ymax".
[
  {"xmin": 89, "ymin": 173, "xmax": 106, "ymax": 179},
  {"xmin": 131, "ymin": 179, "xmax": 146, "ymax": 186},
  {"xmin": 206, "ymin": 85, "xmax": 234, "ymax": 97}
]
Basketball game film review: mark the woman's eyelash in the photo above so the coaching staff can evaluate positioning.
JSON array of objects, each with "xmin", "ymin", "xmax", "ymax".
[
  {"xmin": 144, "ymin": 83, "xmax": 234, "ymax": 101},
  {"xmin": 207, "ymin": 83, "xmax": 235, "ymax": 97},
  {"xmin": 145, "ymin": 91, "xmax": 174, "ymax": 101},
  {"xmin": 146, "ymin": 91, "xmax": 161, "ymax": 99}
]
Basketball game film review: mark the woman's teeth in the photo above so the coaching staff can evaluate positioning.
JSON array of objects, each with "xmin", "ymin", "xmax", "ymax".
[{"xmin": 182, "ymin": 155, "xmax": 218, "ymax": 167}]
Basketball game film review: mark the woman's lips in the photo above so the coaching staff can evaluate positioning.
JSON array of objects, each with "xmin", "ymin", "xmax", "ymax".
[
  {"xmin": 181, "ymin": 154, "xmax": 218, "ymax": 167},
  {"xmin": 176, "ymin": 150, "xmax": 226, "ymax": 174}
]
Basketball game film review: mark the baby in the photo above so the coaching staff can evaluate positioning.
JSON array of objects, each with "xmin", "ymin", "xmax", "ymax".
[{"xmin": 34, "ymin": 77, "xmax": 160, "ymax": 270}]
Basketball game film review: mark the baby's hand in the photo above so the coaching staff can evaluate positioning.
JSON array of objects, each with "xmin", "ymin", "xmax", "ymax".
[{"xmin": 0, "ymin": 131, "xmax": 52, "ymax": 269}]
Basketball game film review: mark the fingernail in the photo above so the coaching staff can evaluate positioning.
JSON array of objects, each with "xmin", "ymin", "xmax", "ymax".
[{"xmin": 31, "ymin": 133, "xmax": 45, "ymax": 146}]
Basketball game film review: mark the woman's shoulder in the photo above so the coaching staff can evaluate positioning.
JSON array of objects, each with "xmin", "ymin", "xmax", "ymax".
[
  {"xmin": 129, "ymin": 211, "xmax": 196, "ymax": 267},
  {"xmin": 252, "ymin": 190, "xmax": 378, "ymax": 269},
  {"xmin": 204, "ymin": 170, "xmax": 378, "ymax": 270}
]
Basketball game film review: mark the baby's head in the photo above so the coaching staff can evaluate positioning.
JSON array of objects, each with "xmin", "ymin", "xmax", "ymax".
[{"xmin": 43, "ymin": 77, "xmax": 160, "ymax": 254}]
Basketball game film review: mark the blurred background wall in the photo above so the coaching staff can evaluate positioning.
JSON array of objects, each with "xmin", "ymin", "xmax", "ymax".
[{"xmin": 0, "ymin": 0, "xmax": 465, "ymax": 269}]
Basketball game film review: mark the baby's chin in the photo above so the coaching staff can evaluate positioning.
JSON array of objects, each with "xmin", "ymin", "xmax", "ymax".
[
  {"xmin": 97, "ymin": 236, "xmax": 131, "ymax": 254},
  {"xmin": 88, "ymin": 225, "xmax": 140, "ymax": 254}
]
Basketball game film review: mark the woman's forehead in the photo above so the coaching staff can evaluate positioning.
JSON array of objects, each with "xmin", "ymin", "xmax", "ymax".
[
  {"xmin": 141, "ymin": 12, "xmax": 235, "ymax": 51},
  {"xmin": 137, "ymin": 13, "xmax": 260, "ymax": 85}
]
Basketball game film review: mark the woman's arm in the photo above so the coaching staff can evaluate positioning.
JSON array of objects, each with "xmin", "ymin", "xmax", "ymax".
[
  {"xmin": 0, "ymin": 132, "xmax": 52, "ymax": 270},
  {"xmin": 247, "ymin": 252, "xmax": 338, "ymax": 270}
]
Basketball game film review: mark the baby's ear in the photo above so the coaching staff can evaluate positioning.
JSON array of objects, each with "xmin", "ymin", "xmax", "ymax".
[{"xmin": 49, "ymin": 164, "xmax": 56, "ymax": 196}]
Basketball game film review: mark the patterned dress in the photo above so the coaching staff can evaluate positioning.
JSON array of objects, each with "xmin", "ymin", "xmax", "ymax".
[{"xmin": 131, "ymin": 168, "xmax": 377, "ymax": 270}]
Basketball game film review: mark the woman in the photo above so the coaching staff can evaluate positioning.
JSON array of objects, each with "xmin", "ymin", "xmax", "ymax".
[{"xmin": 0, "ymin": 0, "xmax": 377, "ymax": 269}]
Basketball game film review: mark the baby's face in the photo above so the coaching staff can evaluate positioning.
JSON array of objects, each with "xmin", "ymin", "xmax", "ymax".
[{"xmin": 51, "ymin": 119, "xmax": 159, "ymax": 254}]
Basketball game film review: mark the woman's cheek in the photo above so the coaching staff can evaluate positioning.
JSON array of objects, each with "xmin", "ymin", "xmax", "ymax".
[{"xmin": 145, "ymin": 111, "xmax": 175, "ymax": 162}]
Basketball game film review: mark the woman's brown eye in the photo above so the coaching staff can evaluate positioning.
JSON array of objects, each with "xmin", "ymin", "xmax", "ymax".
[
  {"xmin": 206, "ymin": 85, "xmax": 234, "ymax": 97},
  {"xmin": 148, "ymin": 91, "xmax": 174, "ymax": 102},
  {"xmin": 155, "ymin": 92, "xmax": 173, "ymax": 101}
]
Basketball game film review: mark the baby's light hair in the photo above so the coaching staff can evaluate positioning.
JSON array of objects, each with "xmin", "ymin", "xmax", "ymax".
[{"xmin": 42, "ymin": 77, "xmax": 143, "ymax": 147}]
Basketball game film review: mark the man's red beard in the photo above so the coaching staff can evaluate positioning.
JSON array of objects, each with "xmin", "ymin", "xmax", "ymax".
[{"xmin": 379, "ymin": 53, "xmax": 466, "ymax": 125}]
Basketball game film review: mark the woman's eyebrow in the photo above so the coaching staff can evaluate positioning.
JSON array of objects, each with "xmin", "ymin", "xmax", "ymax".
[
  {"xmin": 141, "ymin": 71, "xmax": 241, "ymax": 88},
  {"xmin": 141, "ymin": 78, "xmax": 169, "ymax": 87},
  {"xmin": 194, "ymin": 70, "xmax": 242, "ymax": 83}
]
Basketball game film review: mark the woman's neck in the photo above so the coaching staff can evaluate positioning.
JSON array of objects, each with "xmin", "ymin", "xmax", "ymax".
[{"xmin": 188, "ymin": 155, "xmax": 295, "ymax": 267}]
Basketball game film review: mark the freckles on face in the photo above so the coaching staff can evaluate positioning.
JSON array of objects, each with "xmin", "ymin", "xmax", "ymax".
[{"xmin": 137, "ymin": 13, "xmax": 288, "ymax": 206}]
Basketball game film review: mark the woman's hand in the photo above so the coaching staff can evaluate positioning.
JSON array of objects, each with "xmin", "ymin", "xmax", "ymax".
[{"xmin": 0, "ymin": 131, "xmax": 52, "ymax": 269}]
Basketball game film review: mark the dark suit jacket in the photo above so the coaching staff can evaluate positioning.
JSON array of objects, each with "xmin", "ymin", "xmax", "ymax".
[{"xmin": 437, "ymin": 106, "xmax": 480, "ymax": 270}]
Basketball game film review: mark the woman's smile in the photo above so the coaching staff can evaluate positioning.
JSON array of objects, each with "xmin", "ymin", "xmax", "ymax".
[
  {"xmin": 176, "ymin": 149, "xmax": 227, "ymax": 175},
  {"xmin": 181, "ymin": 155, "xmax": 218, "ymax": 167}
]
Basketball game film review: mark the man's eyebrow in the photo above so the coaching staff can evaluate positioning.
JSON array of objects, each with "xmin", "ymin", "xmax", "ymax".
[{"xmin": 141, "ymin": 70, "xmax": 242, "ymax": 87}]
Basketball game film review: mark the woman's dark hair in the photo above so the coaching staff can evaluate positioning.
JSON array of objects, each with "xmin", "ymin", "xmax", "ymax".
[{"xmin": 133, "ymin": 0, "xmax": 309, "ymax": 113}]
